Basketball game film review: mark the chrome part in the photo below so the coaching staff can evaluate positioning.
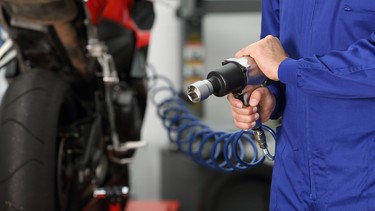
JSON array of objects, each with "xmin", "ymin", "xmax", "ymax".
[
  {"xmin": 87, "ymin": 38, "xmax": 119, "ymax": 84},
  {"xmin": 187, "ymin": 79, "xmax": 213, "ymax": 103},
  {"xmin": 253, "ymin": 129, "xmax": 274, "ymax": 161},
  {"xmin": 224, "ymin": 57, "xmax": 252, "ymax": 69},
  {"xmin": 93, "ymin": 189, "xmax": 106, "ymax": 198},
  {"xmin": 263, "ymin": 148, "xmax": 275, "ymax": 161},
  {"xmin": 224, "ymin": 56, "xmax": 266, "ymax": 86},
  {"xmin": 10, "ymin": 17, "xmax": 46, "ymax": 31},
  {"xmin": 93, "ymin": 186, "xmax": 129, "ymax": 198},
  {"xmin": 95, "ymin": 155, "xmax": 109, "ymax": 185},
  {"xmin": 107, "ymin": 140, "xmax": 148, "ymax": 165},
  {"xmin": 0, "ymin": 34, "xmax": 17, "ymax": 69},
  {"xmin": 122, "ymin": 186, "xmax": 129, "ymax": 195},
  {"xmin": 0, "ymin": 37, "xmax": 13, "ymax": 58},
  {"xmin": 0, "ymin": 49, "xmax": 16, "ymax": 69},
  {"xmin": 87, "ymin": 38, "xmax": 106, "ymax": 57}
]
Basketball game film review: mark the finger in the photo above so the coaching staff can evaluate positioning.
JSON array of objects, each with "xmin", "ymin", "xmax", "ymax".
[
  {"xmin": 227, "ymin": 94, "xmax": 244, "ymax": 108},
  {"xmin": 231, "ymin": 106, "xmax": 255, "ymax": 116},
  {"xmin": 235, "ymin": 49, "xmax": 245, "ymax": 58},
  {"xmin": 232, "ymin": 110, "xmax": 250, "ymax": 123},
  {"xmin": 233, "ymin": 121, "xmax": 254, "ymax": 130},
  {"xmin": 242, "ymin": 84, "xmax": 259, "ymax": 93},
  {"xmin": 232, "ymin": 109, "xmax": 260, "ymax": 124},
  {"xmin": 233, "ymin": 113, "xmax": 260, "ymax": 130},
  {"xmin": 235, "ymin": 44, "xmax": 252, "ymax": 58},
  {"xmin": 251, "ymin": 87, "xmax": 276, "ymax": 122},
  {"xmin": 265, "ymin": 34, "xmax": 275, "ymax": 40},
  {"xmin": 249, "ymin": 88, "xmax": 263, "ymax": 107}
]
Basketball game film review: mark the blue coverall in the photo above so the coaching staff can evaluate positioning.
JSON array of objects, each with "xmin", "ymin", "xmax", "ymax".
[{"xmin": 263, "ymin": 0, "xmax": 375, "ymax": 210}]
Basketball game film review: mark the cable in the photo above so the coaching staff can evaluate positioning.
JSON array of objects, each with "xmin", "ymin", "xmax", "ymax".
[{"xmin": 147, "ymin": 64, "xmax": 276, "ymax": 172}]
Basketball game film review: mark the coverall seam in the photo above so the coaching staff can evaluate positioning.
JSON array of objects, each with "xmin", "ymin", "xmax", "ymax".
[{"xmin": 305, "ymin": 97, "xmax": 316, "ymax": 204}]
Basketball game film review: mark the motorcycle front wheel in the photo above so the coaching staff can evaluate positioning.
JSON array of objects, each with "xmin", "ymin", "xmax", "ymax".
[{"xmin": 0, "ymin": 69, "xmax": 71, "ymax": 211}]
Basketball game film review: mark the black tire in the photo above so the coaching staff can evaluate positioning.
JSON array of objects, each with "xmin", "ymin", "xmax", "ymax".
[{"xmin": 0, "ymin": 69, "xmax": 68, "ymax": 211}]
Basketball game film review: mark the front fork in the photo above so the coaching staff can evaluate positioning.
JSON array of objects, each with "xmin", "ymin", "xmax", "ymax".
[{"xmin": 87, "ymin": 38, "xmax": 146, "ymax": 165}]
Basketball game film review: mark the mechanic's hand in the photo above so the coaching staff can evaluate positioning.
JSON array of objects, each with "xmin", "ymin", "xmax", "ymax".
[
  {"xmin": 227, "ymin": 86, "xmax": 276, "ymax": 130},
  {"xmin": 235, "ymin": 35, "xmax": 288, "ymax": 81}
]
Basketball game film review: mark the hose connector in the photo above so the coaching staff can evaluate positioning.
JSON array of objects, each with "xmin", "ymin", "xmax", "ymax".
[{"xmin": 253, "ymin": 129, "xmax": 275, "ymax": 161}]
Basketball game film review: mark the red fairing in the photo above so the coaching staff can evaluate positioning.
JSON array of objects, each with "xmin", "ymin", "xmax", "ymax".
[
  {"xmin": 109, "ymin": 204, "xmax": 122, "ymax": 211},
  {"xmin": 85, "ymin": 0, "xmax": 107, "ymax": 25},
  {"xmin": 86, "ymin": 0, "xmax": 151, "ymax": 49}
]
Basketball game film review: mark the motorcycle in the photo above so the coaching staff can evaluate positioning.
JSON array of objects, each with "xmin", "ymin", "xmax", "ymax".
[{"xmin": 0, "ymin": 0, "xmax": 154, "ymax": 210}]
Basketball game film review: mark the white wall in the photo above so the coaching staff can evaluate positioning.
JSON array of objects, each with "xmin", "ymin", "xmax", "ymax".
[{"xmin": 129, "ymin": 0, "xmax": 182, "ymax": 200}]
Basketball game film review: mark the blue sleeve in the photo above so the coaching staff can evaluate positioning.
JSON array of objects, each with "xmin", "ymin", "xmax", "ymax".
[
  {"xmin": 279, "ymin": 32, "xmax": 375, "ymax": 99},
  {"xmin": 267, "ymin": 80, "xmax": 285, "ymax": 119},
  {"xmin": 261, "ymin": 0, "xmax": 285, "ymax": 119}
]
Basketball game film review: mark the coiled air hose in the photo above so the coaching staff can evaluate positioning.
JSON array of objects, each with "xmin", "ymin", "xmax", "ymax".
[{"xmin": 147, "ymin": 63, "xmax": 276, "ymax": 172}]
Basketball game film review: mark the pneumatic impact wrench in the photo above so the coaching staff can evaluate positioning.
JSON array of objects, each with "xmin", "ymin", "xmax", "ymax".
[{"xmin": 186, "ymin": 56, "xmax": 274, "ymax": 160}]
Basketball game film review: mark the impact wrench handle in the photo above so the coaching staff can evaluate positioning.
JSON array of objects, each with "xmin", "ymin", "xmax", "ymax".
[
  {"xmin": 233, "ymin": 91, "xmax": 262, "ymax": 129},
  {"xmin": 233, "ymin": 92, "xmax": 274, "ymax": 161}
]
